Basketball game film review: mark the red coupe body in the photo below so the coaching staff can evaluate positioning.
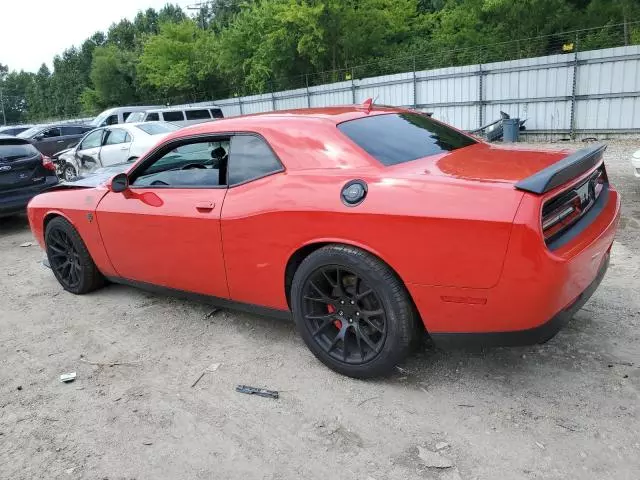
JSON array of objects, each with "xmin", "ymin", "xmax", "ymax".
[{"xmin": 27, "ymin": 106, "xmax": 620, "ymax": 349}]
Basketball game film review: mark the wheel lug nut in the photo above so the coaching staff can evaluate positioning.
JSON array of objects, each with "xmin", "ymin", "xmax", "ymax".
[
  {"xmin": 356, "ymin": 312, "xmax": 360, "ymax": 316},
  {"xmin": 338, "ymin": 311, "xmax": 344, "ymax": 316},
  {"xmin": 348, "ymin": 318, "xmax": 353, "ymax": 323},
  {"xmin": 340, "ymin": 300, "xmax": 345, "ymax": 305},
  {"xmin": 350, "ymin": 300, "xmax": 355, "ymax": 305}
]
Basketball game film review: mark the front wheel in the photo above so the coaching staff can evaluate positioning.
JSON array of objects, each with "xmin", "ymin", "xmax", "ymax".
[
  {"xmin": 45, "ymin": 217, "xmax": 104, "ymax": 294},
  {"xmin": 63, "ymin": 163, "xmax": 77, "ymax": 181},
  {"xmin": 291, "ymin": 245, "xmax": 418, "ymax": 378}
]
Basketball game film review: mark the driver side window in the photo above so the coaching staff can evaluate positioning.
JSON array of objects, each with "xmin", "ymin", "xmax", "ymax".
[{"xmin": 131, "ymin": 138, "xmax": 229, "ymax": 188}]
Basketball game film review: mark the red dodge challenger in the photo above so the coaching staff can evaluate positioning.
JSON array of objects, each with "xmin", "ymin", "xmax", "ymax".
[{"xmin": 27, "ymin": 105, "xmax": 620, "ymax": 378}]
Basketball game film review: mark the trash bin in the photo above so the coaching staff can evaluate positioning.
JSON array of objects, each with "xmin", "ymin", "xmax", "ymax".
[{"xmin": 503, "ymin": 118, "xmax": 520, "ymax": 143}]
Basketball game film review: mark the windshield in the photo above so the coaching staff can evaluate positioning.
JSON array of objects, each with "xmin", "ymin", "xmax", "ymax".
[
  {"xmin": 17, "ymin": 127, "xmax": 42, "ymax": 138},
  {"xmin": 90, "ymin": 112, "xmax": 112, "ymax": 127},
  {"xmin": 135, "ymin": 123, "xmax": 180, "ymax": 135},
  {"xmin": 126, "ymin": 112, "xmax": 146, "ymax": 123},
  {"xmin": 338, "ymin": 113, "xmax": 477, "ymax": 166}
]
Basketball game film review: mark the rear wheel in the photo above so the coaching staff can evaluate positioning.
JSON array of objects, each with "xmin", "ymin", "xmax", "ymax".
[
  {"xmin": 45, "ymin": 217, "xmax": 104, "ymax": 294},
  {"xmin": 291, "ymin": 245, "xmax": 416, "ymax": 378}
]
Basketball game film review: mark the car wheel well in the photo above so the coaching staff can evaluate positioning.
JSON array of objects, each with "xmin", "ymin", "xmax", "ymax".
[
  {"xmin": 43, "ymin": 213, "xmax": 62, "ymax": 230},
  {"xmin": 284, "ymin": 243, "xmax": 424, "ymax": 335}
]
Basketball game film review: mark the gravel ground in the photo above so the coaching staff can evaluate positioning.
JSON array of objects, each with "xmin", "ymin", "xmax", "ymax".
[{"xmin": 0, "ymin": 140, "xmax": 639, "ymax": 480}]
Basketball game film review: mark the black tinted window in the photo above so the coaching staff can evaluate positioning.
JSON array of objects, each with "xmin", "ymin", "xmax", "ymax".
[
  {"xmin": 210, "ymin": 109, "xmax": 224, "ymax": 119},
  {"xmin": 338, "ymin": 113, "xmax": 476, "ymax": 166},
  {"xmin": 162, "ymin": 111, "xmax": 184, "ymax": 122},
  {"xmin": 228, "ymin": 135, "xmax": 282, "ymax": 185},
  {"xmin": 146, "ymin": 113, "xmax": 160, "ymax": 121},
  {"xmin": 185, "ymin": 109, "xmax": 211, "ymax": 120},
  {"xmin": 0, "ymin": 141, "xmax": 40, "ymax": 161},
  {"xmin": 42, "ymin": 128, "xmax": 61, "ymax": 138},
  {"xmin": 61, "ymin": 126, "xmax": 86, "ymax": 135}
]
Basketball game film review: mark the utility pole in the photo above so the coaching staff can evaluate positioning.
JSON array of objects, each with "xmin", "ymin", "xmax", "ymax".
[
  {"xmin": 187, "ymin": 1, "xmax": 211, "ymax": 30},
  {"xmin": 0, "ymin": 85, "xmax": 6, "ymax": 126}
]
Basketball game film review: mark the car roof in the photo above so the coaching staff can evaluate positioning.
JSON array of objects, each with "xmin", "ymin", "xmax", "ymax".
[
  {"xmin": 175, "ymin": 105, "xmax": 404, "ymax": 138},
  {"xmin": 0, "ymin": 134, "xmax": 30, "ymax": 143},
  {"xmin": 144, "ymin": 105, "xmax": 222, "ymax": 113}
]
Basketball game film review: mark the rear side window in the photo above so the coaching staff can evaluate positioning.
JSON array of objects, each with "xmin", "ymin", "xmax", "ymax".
[
  {"xmin": 61, "ymin": 126, "xmax": 86, "ymax": 135},
  {"xmin": 228, "ymin": 135, "xmax": 283, "ymax": 185},
  {"xmin": 104, "ymin": 129, "xmax": 131, "ymax": 145},
  {"xmin": 185, "ymin": 109, "xmax": 211, "ymax": 120},
  {"xmin": 146, "ymin": 112, "xmax": 160, "ymax": 121},
  {"xmin": 210, "ymin": 108, "xmax": 224, "ymax": 119},
  {"xmin": 338, "ymin": 113, "xmax": 477, "ymax": 166},
  {"xmin": 0, "ymin": 141, "xmax": 40, "ymax": 161},
  {"xmin": 162, "ymin": 111, "xmax": 184, "ymax": 122}
]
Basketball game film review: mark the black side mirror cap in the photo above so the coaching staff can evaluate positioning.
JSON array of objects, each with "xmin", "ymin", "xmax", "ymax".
[{"xmin": 110, "ymin": 173, "xmax": 129, "ymax": 193}]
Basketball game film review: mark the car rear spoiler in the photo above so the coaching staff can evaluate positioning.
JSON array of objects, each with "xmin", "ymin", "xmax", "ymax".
[{"xmin": 515, "ymin": 144, "xmax": 606, "ymax": 194}]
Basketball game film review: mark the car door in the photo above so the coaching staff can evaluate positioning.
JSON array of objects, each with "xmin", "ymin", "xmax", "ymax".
[
  {"xmin": 99, "ymin": 128, "xmax": 132, "ymax": 166},
  {"xmin": 95, "ymin": 135, "xmax": 230, "ymax": 298},
  {"xmin": 73, "ymin": 129, "xmax": 104, "ymax": 174},
  {"xmin": 33, "ymin": 127, "xmax": 63, "ymax": 156}
]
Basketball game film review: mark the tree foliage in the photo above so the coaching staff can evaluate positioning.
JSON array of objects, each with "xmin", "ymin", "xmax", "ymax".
[{"xmin": 0, "ymin": 0, "xmax": 638, "ymax": 122}]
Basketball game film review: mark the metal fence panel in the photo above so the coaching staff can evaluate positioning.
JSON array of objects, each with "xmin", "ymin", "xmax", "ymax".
[{"xmin": 208, "ymin": 45, "xmax": 639, "ymax": 134}]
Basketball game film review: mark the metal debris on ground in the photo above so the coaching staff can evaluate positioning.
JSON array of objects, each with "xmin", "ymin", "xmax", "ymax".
[
  {"xmin": 435, "ymin": 442, "xmax": 450, "ymax": 451},
  {"xmin": 236, "ymin": 385, "xmax": 279, "ymax": 399},
  {"xmin": 19, "ymin": 242, "xmax": 34, "ymax": 247},
  {"xmin": 204, "ymin": 308, "xmax": 221, "ymax": 319},
  {"xmin": 190, "ymin": 363, "xmax": 221, "ymax": 388},
  {"xmin": 60, "ymin": 372, "xmax": 77, "ymax": 383},
  {"xmin": 142, "ymin": 441, "xmax": 153, "ymax": 446}
]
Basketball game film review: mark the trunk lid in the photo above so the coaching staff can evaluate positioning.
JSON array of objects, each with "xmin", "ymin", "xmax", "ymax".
[
  {"xmin": 386, "ymin": 142, "xmax": 569, "ymax": 185},
  {"xmin": 0, "ymin": 139, "xmax": 48, "ymax": 192}
]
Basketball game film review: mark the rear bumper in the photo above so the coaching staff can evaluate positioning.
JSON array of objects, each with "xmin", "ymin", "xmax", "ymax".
[
  {"xmin": 407, "ymin": 184, "xmax": 620, "ymax": 347},
  {"xmin": 0, "ymin": 176, "xmax": 58, "ymax": 217},
  {"xmin": 430, "ymin": 252, "xmax": 609, "ymax": 347}
]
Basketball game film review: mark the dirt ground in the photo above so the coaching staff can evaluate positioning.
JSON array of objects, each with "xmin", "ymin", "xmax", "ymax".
[{"xmin": 1, "ymin": 139, "xmax": 639, "ymax": 480}]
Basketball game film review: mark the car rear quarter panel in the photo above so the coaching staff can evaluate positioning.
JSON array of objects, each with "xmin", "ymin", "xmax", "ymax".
[
  {"xmin": 221, "ymin": 168, "xmax": 524, "ymax": 311},
  {"xmin": 27, "ymin": 188, "xmax": 118, "ymax": 277}
]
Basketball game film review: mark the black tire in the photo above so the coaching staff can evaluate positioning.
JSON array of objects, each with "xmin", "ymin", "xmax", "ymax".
[
  {"xmin": 291, "ymin": 244, "xmax": 417, "ymax": 378},
  {"xmin": 45, "ymin": 217, "xmax": 104, "ymax": 294}
]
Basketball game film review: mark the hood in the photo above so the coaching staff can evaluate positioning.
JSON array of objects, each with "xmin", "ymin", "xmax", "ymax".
[
  {"xmin": 57, "ymin": 162, "xmax": 131, "ymax": 188},
  {"xmin": 387, "ymin": 142, "xmax": 569, "ymax": 185}
]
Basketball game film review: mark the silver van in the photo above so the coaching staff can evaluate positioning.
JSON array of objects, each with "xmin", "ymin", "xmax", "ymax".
[
  {"xmin": 125, "ymin": 106, "xmax": 224, "ymax": 126},
  {"xmin": 90, "ymin": 106, "xmax": 162, "ymax": 128}
]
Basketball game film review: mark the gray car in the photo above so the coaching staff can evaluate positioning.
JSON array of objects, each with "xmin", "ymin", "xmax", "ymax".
[{"xmin": 17, "ymin": 124, "xmax": 94, "ymax": 157}]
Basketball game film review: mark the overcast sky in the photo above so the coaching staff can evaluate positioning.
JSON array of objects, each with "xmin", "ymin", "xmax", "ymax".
[{"xmin": 1, "ymin": 0, "xmax": 193, "ymax": 73}]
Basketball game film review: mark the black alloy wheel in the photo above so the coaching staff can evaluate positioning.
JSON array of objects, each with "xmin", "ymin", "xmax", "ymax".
[
  {"xmin": 45, "ymin": 217, "xmax": 104, "ymax": 294},
  {"xmin": 302, "ymin": 266, "xmax": 387, "ymax": 364},
  {"xmin": 47, "ymin": 227, "xmax": 82, "ymax": 290},
  {"xmin": 291, "ymin": 245, "xmax": 417, "ymax": 378}
]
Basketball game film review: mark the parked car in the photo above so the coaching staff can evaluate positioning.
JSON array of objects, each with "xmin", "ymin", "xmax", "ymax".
[
  {"xmin": 57, "ymin": 122, "xmax": 180, "ymax": 180},
  {"xmin": 26, "ymin": 104, "xmax": 620, "ymax": 378},
  {"xmin": 0, "ymin": 135, "xmax": 58, "ymax": 217},
  {"xmin": 0, "ymin": 125, "xmax": 33, "ymax": 136},
  {"xmin": 89, "ymin": 106, "xmax": 163, "ymax": 128},
  {"xmin": 632, "ymin": 148, "xmax": 640, "ymax": 178},
  {"xmin": 125, "ymin": 106, "xmax": 224, "ymax": 126},
  {"xmin": 17, "ymin": 124, "xmax": 94, "ymax": 157}
]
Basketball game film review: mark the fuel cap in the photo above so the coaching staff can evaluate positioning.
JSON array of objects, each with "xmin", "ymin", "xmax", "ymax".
[{"xmin": 341, "ymin": 180, "xmax": 367, "ymax": 206}]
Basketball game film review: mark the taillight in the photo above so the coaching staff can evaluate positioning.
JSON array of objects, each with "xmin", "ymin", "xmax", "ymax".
[
  {"xmin": 42, "ymin": 155, "xmax": 55, "ymax": 171},
  {"xmin": 541, "ymin": 166, "xmax": 606, "ymax": 245}
]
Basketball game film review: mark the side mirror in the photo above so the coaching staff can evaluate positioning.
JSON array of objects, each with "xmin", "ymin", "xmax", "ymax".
[{"xmin": 110, "ymin": 173, "xmax": 129, "ymax": 193}]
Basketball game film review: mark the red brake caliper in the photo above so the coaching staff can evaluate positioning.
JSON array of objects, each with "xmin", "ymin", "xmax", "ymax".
[{"xmin": 327, "ymin": 304, "xmax": 342, "ymax": 329}]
